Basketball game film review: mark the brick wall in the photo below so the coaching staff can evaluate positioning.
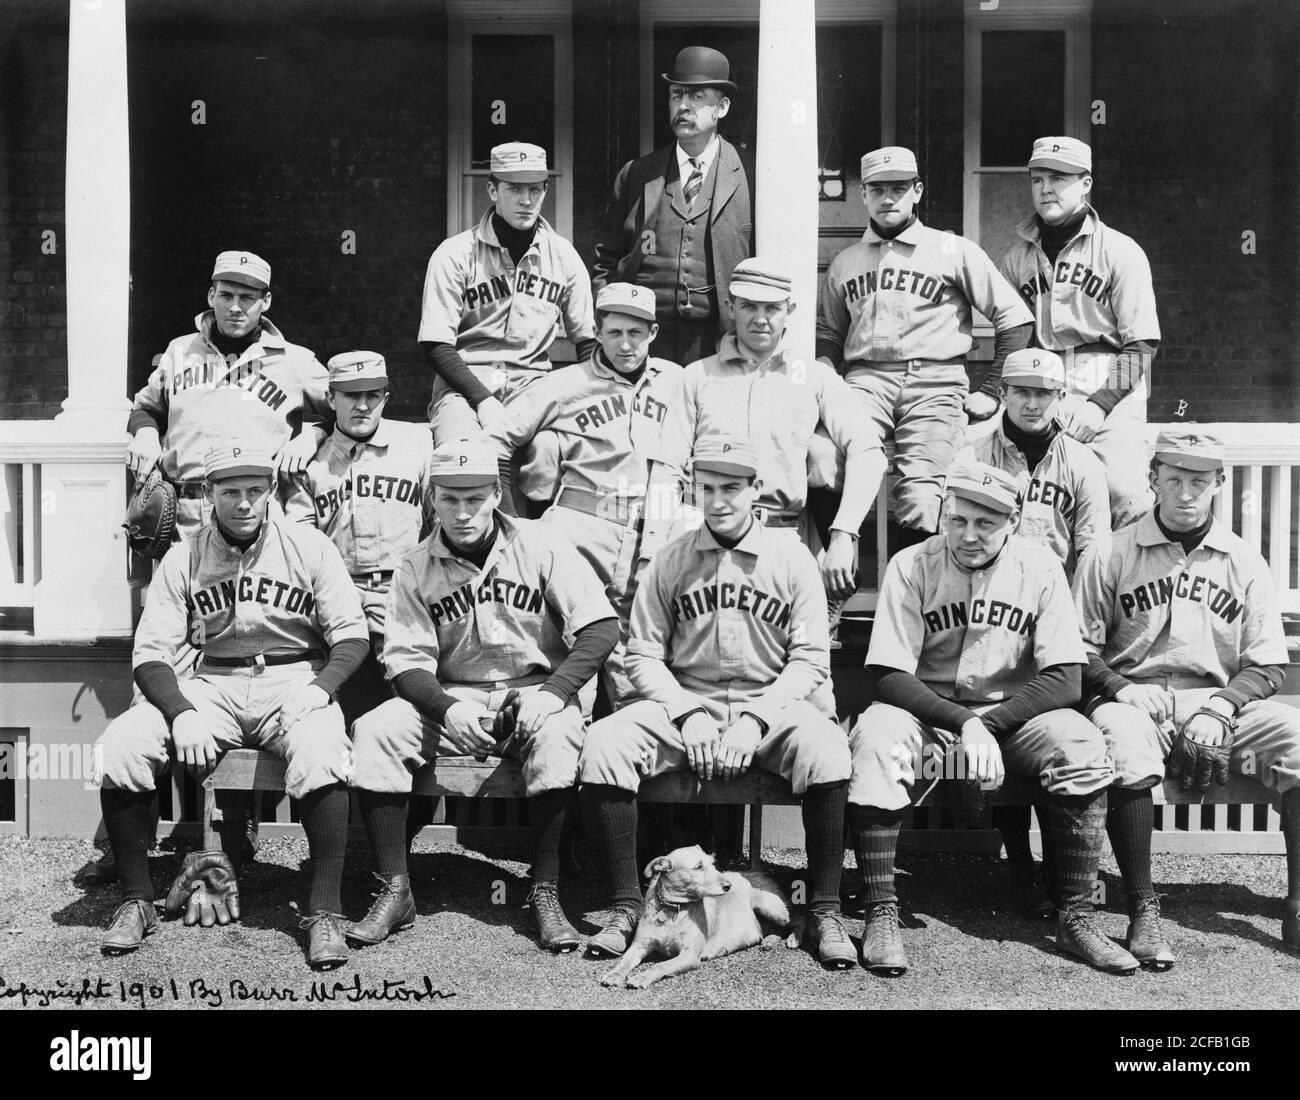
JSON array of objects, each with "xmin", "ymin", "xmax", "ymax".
[{"xmin": 0, "ymin": 0, "xmax": 68, "ymax": 420}]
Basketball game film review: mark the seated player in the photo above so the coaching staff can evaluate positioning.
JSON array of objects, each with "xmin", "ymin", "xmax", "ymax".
[
  {"xmin": 848, "ymin": 462, "xmax": 1137, "ymax": 976},
  {"xmin": 1075, "ymin": 428, "xmax": 1300, "ymax": 962},
  {"xmin": 347, "ymin": 438, "xmax": 618, "ymax": 953},
  {"xmin": 94, "ymin": 445, "xmax": 368, "ymax": 969},
  {"xmin": 579, "ymin": 436, "xmax": 856, "ymax": 971}
]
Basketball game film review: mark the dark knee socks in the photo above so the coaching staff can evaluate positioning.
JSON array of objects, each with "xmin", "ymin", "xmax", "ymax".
[
  {"xmin": 1283, "ymin": 790, "xmax": 1300, "ymax": 900},
  {"xmin": 101, "ymin": 788, "xmax": 158, "ymax": 903},
  {"xmin": 802, "ymin": 781, "xmax": 847, "ymax": 911},
  {"xmin": 1107, "ymin": 786, "xmax": 1155, "ymax": 909},
  {"xmin": 996, "ymin": 804, "xmax": 1034, "ymax": 864},
  {"xmin": 582, "ymin": 783, "xmax": 642, "ymax": 910},
  {"xmin": 848, "ymin": 804, "xmax": 902, "ymax": 905},
  {"xmin": 1046, "ymin": 790, "xmax": 1107, "ymax": 915},
  {"xmin": 358, "ymin": 790, "xmax": 410, "ymax": 879},
  {"xmin": 529, "ymin": 787, "xmax": 576, "ymax": 885},
  {"xmin": 299, "ymin": 784, "xmax": 350, "ymax": 915}
]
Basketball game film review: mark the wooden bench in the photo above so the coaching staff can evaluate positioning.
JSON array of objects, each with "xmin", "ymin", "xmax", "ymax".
[{"xmin": 203, "ymin": 748, "xmax": 1282, "ymax": 868}]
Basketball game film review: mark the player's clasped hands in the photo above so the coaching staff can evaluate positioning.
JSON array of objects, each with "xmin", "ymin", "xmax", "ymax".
[
  {"xmin": 278, "ymin": 683, "xmax": 331, "ymax": 734},
  {"xmin": 442, "ymin": 700, "xmax": 498, "ymax": 758},
  {"xmin": 172, "ymin": 711, "xmax": 220, "ymax": 774},
  {"xmin": 514, "ymin": 690, "xmax": 565, "ymax": 738},
  {"xmin": 1114, "ymin": 682, "xmax": 1175, "ymax": 725},
  {"xmin": 716, "ymin": 715, "xmax": 763, "ymax": 781},
  {"xmin": 959, "ymin": 717, "xmax": 1005, "ymax": 789},
  {"xmin": 680, "ymin": 711, "xmax": 723, "ymax": 780}
]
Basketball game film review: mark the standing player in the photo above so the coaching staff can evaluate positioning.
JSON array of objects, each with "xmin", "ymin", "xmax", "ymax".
[
  {"xmin": 847, "ymin": 462, "xmax": 1136, "ymax": 976},
  {"xmin": 283, "ymin": 351, "xmax": 433, "ymax": 725},
  {"xmin": 1000, "ymin": 137, "xmax": 1160, "ymax": 528},
  {"xmin": 346, "ymin": 439, "xmax": 618, "ymax": 953},
  {"xmin": 815, "ymin": 147, "xmax": 1033, "ymax": 550},
  {"xmin": 593, "ymin": 46, "xmax": 753, "ymax": 366},
  {"xmin": 1075, "ymin": 428, "xmax": 1300, "ymax": 960},
  {"xmin": 126, "ymin": 251, "xmax": 330, "ymax": 536},
  {"xmin": 419, "ymin": 143, "xmax": 596, "ymax": 446},
  {"xmin": 579, "ymin": 436, "xmax": 856, "ymax": 971},
  {"xmin": 483, "ymin": 284, "xmax": 686, "ymax": 706},
  {"xmin": 654, "ymin": 258, "xmax": 885, "ymax": 609},
  {"xmin": 94, "ymin": 445, "xmax": 369, "ymax": 968}
]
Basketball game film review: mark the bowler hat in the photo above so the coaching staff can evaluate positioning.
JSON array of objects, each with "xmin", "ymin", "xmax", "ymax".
[{"xmin": 661, "ymin": 46, "xmax": 737, "ymax": 95}]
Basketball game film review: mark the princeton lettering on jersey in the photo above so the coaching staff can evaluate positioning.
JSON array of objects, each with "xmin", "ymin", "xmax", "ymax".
[
  {"xmin": 1017, "ymin": 263, "xmax": 1113, "ymax": 307},
  {"xmin": 1117, "ymin": 573, "xmax": 1244, "ymax": 624},
  {"xmin": 574, "ymin": 393, "xmax": 628, "ymax": 434},
  {"xmin": 188, "ymin": 575, "xmax": 316, "ymax": 618},
  {"xmin": 839, "ymin": 267, "xmax": 945, "ymax": 306},
  {"xmin": 922, "ymin": 599, "xmax": 1038, "ymax": 635},
  {"xmin": 673, "ymin": 582, "xmax": 793, "ymax": 629},
  {"xmin": 463, "ymin": 270, "xmax": 565, "ymax": 314},
  {"xmin": 427, "ymin": 576, "xmax": 546, "ymax": 627},
  {"xmin": 313, "ymin": 474, "xmax": 422, "ymax": 522},
  {"xmin": 170, "ymin": 353, "xmax": 289, "ymax": 413},
  {"xmin": 630, "ymin": 387, "xmax": 670, "ymax": 425},
  {"xmin": 1024, "ymin": 477, "xmax": 1075, "ymax": 519}
]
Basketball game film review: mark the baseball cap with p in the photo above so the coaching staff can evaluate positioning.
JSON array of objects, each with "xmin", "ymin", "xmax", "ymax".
[
  {"xmin": 729, "ymin": 258, "xmax": 793, "ymax": 303},
  {"xmin": 945, "ymin": 462, "xmax": 1022, "ymax": 515},
  {"xmin": 861, "ymin": 147, "xmax": 919, "ymax": 183},
  {"xmin": 692, "ymin": 435, "xmax": 760, "ymax": 478},
  {"xmin": 204, "ymin": 444, "xmax": 275, "ymax": 482},
  {"xmin": 1153, "ymin": 427, "xmax": 1225, "ymax": 472},
  {"xmin": 327, "ymin": 351, "xmax": 388, "ymax": 392},
  {"xmin": 1028, "ymin": 136, "xmax": 1092, "ymax": 174},
  {"xmin": 490, "ymin": 143, "xmax": 549, "ymax": 184},
  {"xmin": 429, "ymin": 438, "xmax": 499, "ymax": 487},
  {"xmin": 212, "ymin": 250, "xmax": 271, "ymax": 291},
  {"xmin": 596, "ymin": 283, "xmax": 657, "ymax": 323},
  {"xmin": 1001, "ymin": 348, "xmax": 1067, "ymax": 391}
]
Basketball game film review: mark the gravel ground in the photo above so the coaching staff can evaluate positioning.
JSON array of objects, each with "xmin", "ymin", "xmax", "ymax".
[{"xmin": 1, "ymin": 834, "xmax": 1298, "ymax": 1011}]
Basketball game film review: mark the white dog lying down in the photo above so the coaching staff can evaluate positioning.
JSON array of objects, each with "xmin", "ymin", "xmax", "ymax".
[{"xmin": 599, "ymin": 845, "xmax": 799, "ymax": 989}]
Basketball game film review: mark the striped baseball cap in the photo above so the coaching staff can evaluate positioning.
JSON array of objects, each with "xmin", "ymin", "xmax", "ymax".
[
  {"xmin": 692, "ymin": 435, "xmax": 760, "ymax": 478},
  {"xmin": 327, "ymin": 351, "xmax": 388, "ymax": 392},
  {"xmin": 1028, "ymin": 136, "xmax": 1092, "ymax": 174},
  {"xmin": 1001, "ymin": 348, "xmax": 1067, "ymax": 390},
  {"xmin": 429, "ymin": 438, "xmax": 500, "ymax": 486},
  {"xmin": 596, "ymin": 283, "xmax": 657, "ymax": 323},
  {"xmin": 490, "ymin": 142, "xmax": 549, "ymax": 183},
  {"xmin": 204, "ymin": 444, "xmax": 275, "ymax": 481},
  {"xmin": 860, "ymin": 146, "xmax": 919, "ymax": 182},
  {"xmin": 212, "ymin": 250, "xmax": 271, "ymax": 291},
  {"xmin": 945, "ymin": 462, "xmax": 1022, "ymax": 515},
  {"xmin": 1154, "ymin": 427, "xmax": 1224, "ymax": 472},
  {"xmin": 728, "ymin": 258, "xmax": 793, "ymax": 303}
]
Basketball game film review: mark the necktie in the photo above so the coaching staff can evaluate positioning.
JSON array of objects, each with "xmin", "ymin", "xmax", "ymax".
[{"xmin": 683, "ymin": 157, "xmax": 703, "ymax": 209}]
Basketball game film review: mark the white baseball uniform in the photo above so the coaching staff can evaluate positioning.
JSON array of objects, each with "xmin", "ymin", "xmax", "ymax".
[
  {"xmin": 419, "ymin": 211, "xmax": 595, "ymax": 445},
  {"xmin": 849, "ymin": 534, "xmax": 1109, "ymax": 811},
  {"xmin": 351, "ymin": 513, "xmax": 615, "ymax": 797},
  {"xmin": 817, "ymin": 219, "xmax": 1034, "ymax": 531},
  {"xmin": 1073, "ymin": 514, "xmax": 1300, "ymax": 794},
  {"xmin": 579, "ymin": 520, "xmax": 850, "ymax": 796},
  {"xmin": 95, "ymin": 518, "xmax": 368, "ymax": 800}
]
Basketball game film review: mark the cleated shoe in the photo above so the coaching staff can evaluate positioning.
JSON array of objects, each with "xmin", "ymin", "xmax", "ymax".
[
  {"xmin": 585, "ymin": 905, "xmax": 640, "ymax": 959},
  {"xmin": 528, "ymin": 881, "xmax": 580, "ymax": 953},
  {"xmin": 1057, "ymin": 911, "xmax": 1139, "ymax": 974},
  {"xmin": 345, "ymin": 873, "xmax": 416, "ymax": 947},
  {"xmin": 860, "ymin": 901, "xmax": 908, "ymax": 976},
  {"xmin": 300, "ymin": 911, "xmax": 349, "ymax": 970},
  {"xmin": 101, "ymin": 899, "xmax": 158, "ymax": 955},
  {"xmin": 1126, "ymin": 896, "xmax": 1175, "ymax": 970},
  {"xmin": 807, "ymin": 907, "xmax": 856, "ymax": 970}
]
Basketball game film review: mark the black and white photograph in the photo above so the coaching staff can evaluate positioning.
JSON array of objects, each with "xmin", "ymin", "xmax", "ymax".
[{"xmin": 0, "ymin": 0, "xmax": 1296, "ymax": 1063}]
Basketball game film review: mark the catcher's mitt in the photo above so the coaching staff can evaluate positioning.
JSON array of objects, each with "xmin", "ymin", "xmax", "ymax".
[
  {"xmin": 123, "ymin": 468, "xmax": 177, "ymax": 559},
  {"xmin": 164, "ymin": 850, "xmax": 240, "ymax": 927},
  {"xmin": 1164, "ymin": 709, "xmax": 1235, "ymax": 792},
  {"xmin": 492, "ymin": 689, "xmax": 524, "ymax": 754}
]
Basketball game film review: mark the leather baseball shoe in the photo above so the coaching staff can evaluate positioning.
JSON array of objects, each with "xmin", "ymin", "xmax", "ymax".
[
  {"xmin": 807, "ymin": 907, "xmax": 856, "ymax": 970},
  {"xmin": 1057, "ymin": 911, "xmax": 1139, "ymax": 974},
  {"xmin": 528, "ymin": 882, "xmax": 580, "ymax": 953},
  {"xmin": 101, "ymin": 899, "xmax": 158, "ymax": 955},
  {"xmin": 1126, "ymin": 896, "xmax": 1175, "ymax": 970},
  {"xmin": 345, "ymin": 873, "xmax": 416, "ymax": 947},
  {"xmin": 1282, "ymin": 899, "xmax": 1300, "ymax": 952},
  {"xmin": 586, "ymin": 905, "xmax": 639, "ymax": 958},
  {"xmin": 860, "ymin": 901, "xmax": 908, "ymax": 976},
  {"xmin": 300, "ymin": 911, "xmax": 349, "ymax": 970}
]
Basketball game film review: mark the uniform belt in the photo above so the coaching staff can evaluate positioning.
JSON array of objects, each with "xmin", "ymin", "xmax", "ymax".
[
  {"xmin": 847, "ymin": 357, "xmax": 965, "ymax": 373},
  {"xmin": 1065, "ymin": 342, "xmax": 1120, "ymax": 357},
  {"xmin": 555, "ymin": 486, "xmax": 638, "ymax": 526},
  {"xmin": 351, "ymin": 570, "xmax": 394, "ymax": 590},
  {"xmin": 1126, "ymin": 674, "xmax": 1219, "ymax": 692},
  {"xmin": 169, "ymin": 479, "xmax": 207, "ymax": 500},
  {"xmin": 201, "ymin": 649, "xmax": 325, "ymax": 669},
  {"xmin": 753, "ymin": 508, "xmax": 800, "ymax": 529}
]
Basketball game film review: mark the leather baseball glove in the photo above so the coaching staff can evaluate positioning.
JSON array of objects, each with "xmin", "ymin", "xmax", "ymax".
[
  {"xmin": 164, "ymin": 850, "xmax": 240, "ymax": 927},
  {"xmin": 1165, "ymin": 709, "xmax": 1235, "ymax": 792},
  {"xmin": 123, "ymin": 468, "xmax": 177, "ymax": 559},
  {"xmin": 492, "ymin": 689, "xmax": 524, "ymax": 754}
]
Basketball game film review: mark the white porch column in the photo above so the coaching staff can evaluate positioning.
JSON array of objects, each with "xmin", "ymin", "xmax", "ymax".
[
  {"xmin": 31, "ymin": 0, "xmax": 133, "ymax": 638},
  {"xmin": 755, "ymin": 0, "xmax": 818, "ymax": 352}
]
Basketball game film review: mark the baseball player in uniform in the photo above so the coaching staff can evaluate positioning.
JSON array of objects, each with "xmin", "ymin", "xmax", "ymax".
[
  {"xmin": 283, "ymin": 351, "xmax": 434, "ymax": 725},
  {"xmin": 847, "ymin": 462, "xmax": 1138, "ymax": 976},
  {"xmin": 654, "ymin": 258, "xmax": 885, "ymax": 611},
  {"xmin": 126, "ymin": 251, "xmax": 331, "ymax": 537},
  {"xmin": 419, "ymin": 143, "xmax": 597, "ymax": 447},
  {"xmin": 815, "ymin": 147, "xmax": 1034, "ymax": 548},
  {"xmin": 579, "ymin": 436, "xmax": 856, "ymax": 970},
  {"xmin": 1074, "ymin": 428, "xmax": 1300, "ymax": 960},
  {"xmin": 94, "ymin": 445, "xmax": 369, "ymax": 969},
  {"xmin": 1000, "ymin": 137, "xmax": 1161, "ymax": 529},
  {"xmin": 346, "ymin": 439, "xmax": 618, "ymax": 953},
  {"xmin": 483, "ymin": 283, "xmax": 686, "ymax": 706}
]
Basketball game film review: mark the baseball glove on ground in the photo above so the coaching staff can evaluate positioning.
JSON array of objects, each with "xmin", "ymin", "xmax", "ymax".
[
  {"xmin": 164, "ymin": 850, "xmax": 240, "ymax": 927},
  {"xmin": 1165, "ymin": 710, "xmax": 1235, "ymax": 792},
  {"xmin": 123, "ymin": 468, "xmax": 177, "ymax": 559}
]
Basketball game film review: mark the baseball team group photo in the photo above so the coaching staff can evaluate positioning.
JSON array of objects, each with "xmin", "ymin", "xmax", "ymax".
[{"xmin": 1, "ymin": 0, "xmax": 1297, "ymax": 1021}]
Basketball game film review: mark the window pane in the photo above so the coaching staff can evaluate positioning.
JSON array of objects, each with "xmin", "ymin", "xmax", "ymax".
[
  {"xmin": 471, "ymin": 35, "xmax": 554, "ymax": 169},
  {"xmin": 816, "ymin": 24, "xmax": 883, "ymax": 200},
  {"xmin": 980, "ymin": 31, "xmax": 1065, "ymax": 167}
]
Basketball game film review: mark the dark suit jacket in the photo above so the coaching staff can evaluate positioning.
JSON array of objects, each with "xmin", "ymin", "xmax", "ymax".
[{"xmin": 593, "ymin": 138, "xmax": 754, "ymax": 338}]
